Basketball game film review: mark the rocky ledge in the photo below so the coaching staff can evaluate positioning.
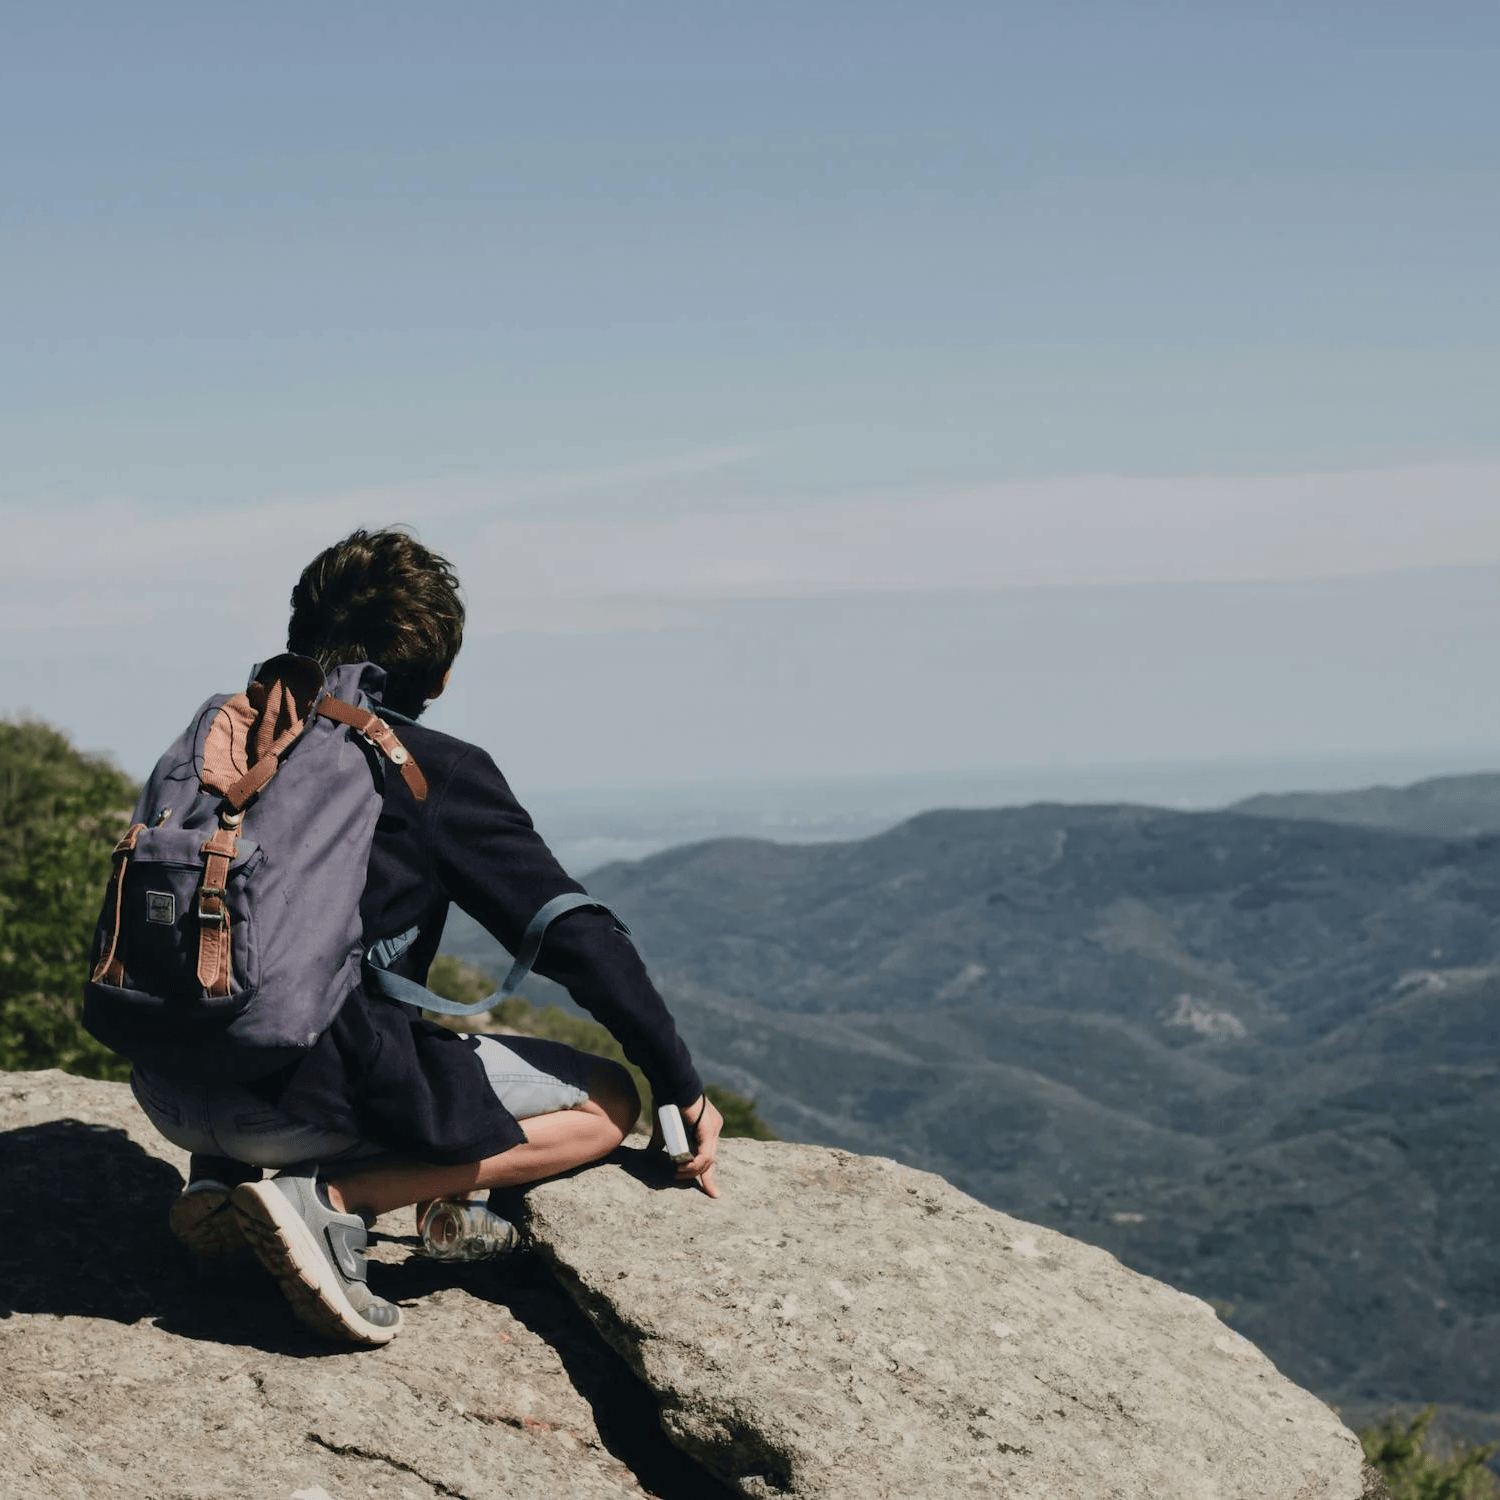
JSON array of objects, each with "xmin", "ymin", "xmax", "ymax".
[{"xmin": 0, "ymin": 1071, "xmax": 1387, "ymax": 1499}]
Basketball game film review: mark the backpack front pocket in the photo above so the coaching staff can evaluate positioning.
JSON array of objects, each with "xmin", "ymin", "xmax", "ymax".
[{"xmin": 113, "ymin": 827, "xmax": 264, "ymax": 1008}]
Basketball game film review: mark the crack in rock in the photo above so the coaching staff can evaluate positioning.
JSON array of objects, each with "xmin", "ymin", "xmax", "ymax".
[
  {"xmin": 541, "ymin": 1252, "xmax": 796, "ymax": 1492},
  {"xmin": 466, "ymin": 1405, "xmax": 584, "ymax": 1440},
  {"xmin": 307, "ymin": 1431, "xmax": 472, "ymax": 1499}
]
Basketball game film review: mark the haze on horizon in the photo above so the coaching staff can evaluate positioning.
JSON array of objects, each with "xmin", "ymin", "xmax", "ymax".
[{"xmin": 4, "ymin": 3, "xmax": 1498, "ymax": 798}]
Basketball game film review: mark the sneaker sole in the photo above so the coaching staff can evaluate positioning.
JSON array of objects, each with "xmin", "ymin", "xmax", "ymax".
[
  {"xmin": 230, "ymin": 1182, "xmax": 400, "ymax": 1347},
  {"xmin": 169, "ymin": 1189, "xmax": 247, "ymax": 1256},
  {"xmin": 171, "ymin": 1188, "xmax": 253, "ymax": 1260}
]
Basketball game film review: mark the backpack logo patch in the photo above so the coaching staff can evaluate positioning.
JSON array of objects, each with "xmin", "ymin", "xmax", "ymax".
[{"xmin": 146, "ymin": 891, "xmax": 175, "ymax": 925}]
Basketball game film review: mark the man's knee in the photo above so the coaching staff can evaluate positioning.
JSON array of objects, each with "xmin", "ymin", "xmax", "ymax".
[{"xmin": 586, "ymin": 1056, "xmax": 641, "ymax": 1138}]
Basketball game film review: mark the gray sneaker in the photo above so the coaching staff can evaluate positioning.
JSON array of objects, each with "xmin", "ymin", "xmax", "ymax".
[{"xmin": 231, "ymin": 1170, "xmax": 402, "ymax": 1346}]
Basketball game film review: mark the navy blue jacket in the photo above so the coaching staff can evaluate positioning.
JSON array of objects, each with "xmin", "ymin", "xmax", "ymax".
[{"xmin": 260, "ymin": 721, "xmax": 702, "ymax": 1163}]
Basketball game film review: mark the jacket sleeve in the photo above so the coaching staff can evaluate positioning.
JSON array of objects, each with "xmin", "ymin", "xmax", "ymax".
[{"xmin": 428, "ymin": 746, "xmax": 704, "ymax": 1108}]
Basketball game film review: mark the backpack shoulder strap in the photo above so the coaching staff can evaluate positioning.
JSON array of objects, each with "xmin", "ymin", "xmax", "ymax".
[
  {"xmin": 365, "ymin": 893, "xmax": 630, "ymax": 1017},
  {"xmin": 316, "ymin": 697, "xmax": 428, "ymax": 802}
]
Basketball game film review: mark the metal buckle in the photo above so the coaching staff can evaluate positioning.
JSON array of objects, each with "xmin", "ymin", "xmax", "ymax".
[{"xmin": 197, "ymin": 886, "xmax": 227, "ymax": 925}]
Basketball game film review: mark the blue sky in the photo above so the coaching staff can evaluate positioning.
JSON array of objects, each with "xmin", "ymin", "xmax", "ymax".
[{"xmin": 5, "ymin": 3, "xmax": 1499, "ymax": 794}]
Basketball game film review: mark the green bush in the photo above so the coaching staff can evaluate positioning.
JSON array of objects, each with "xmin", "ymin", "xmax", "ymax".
[
  {"xmin": 1360, "ymin": 1407, "xmax": 1500, "ymax": 1500},
  {"xmin": 425, "ymin": 953, "xmax": 777, "ymax": 1139},
  {"xmin": 706, "ymin": 1082, "xmax": 776, "ymax": 1140},
  {"xmin": 0, "ymin": 720, "xmax": 137, "ymax": 1078}
]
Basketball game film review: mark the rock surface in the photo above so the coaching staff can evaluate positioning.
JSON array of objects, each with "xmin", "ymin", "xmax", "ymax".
[{"xmin": 1, "ymin": 1071, "xmax": 1387, "ymax": 1499}]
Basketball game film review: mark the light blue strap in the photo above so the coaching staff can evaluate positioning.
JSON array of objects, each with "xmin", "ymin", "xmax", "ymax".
[
  {"xmin": 364, "ymin": 892, "xmax": 631, "ymax": 1017},
  {"xmin": 367, "ymin": 925, "xmax": 418, "ymax": 972}
]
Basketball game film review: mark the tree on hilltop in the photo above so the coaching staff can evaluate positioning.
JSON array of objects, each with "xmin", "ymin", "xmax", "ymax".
[{"xmin": 0, "ymin": 718, "xmax": 138, "ymax": 1077}]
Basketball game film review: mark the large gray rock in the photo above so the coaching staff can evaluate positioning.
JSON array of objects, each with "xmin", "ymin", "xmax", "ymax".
[
  {"xmin": 1, "ymin": 1072, "xmax": 1386, "ymax": 1499},
  {"xmin": 523, "ymin": 1140, "xmax": 1387, "ymax": 1500}
]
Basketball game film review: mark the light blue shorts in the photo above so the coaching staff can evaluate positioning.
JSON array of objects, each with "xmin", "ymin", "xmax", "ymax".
[{"xmin": 131, "ymin": 1034, "xmax": 592, "ymax": 1170}]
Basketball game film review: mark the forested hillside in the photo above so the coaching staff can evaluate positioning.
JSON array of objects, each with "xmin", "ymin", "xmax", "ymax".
[{"xmin": 0, "ymin": 720, "xmax": 136, "ymax": 1077}]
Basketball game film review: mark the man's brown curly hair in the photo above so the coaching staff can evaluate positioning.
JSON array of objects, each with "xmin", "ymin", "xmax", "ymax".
[{"xmin": 287, "ymin": 528, "xmax": 465, "ymax": 717}]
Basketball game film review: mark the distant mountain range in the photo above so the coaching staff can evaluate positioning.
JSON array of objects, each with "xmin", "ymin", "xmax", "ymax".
[
  {"xmin": 442, "ymin": 772, "xmax": 1500, "ymax": 1420},
  {"xmin": 511, "ymin": 757, "xmax": 1500, "ymax": 873},
  {"xmin": 1232, "ymin": 770, "xmax": 1500, "ymax": 838}
]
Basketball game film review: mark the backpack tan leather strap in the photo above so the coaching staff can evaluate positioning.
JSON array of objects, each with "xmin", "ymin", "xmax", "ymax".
[
  {"xmin": 316, "ymin": 698, "xmax": 428, "ymax": 802},
  {"xmin": 196, "ymin": 814, "xmax": 242, "ymax": 997},
  {"xmin": 91, "ymin": 823, "xmax": 144, "ymax": 987},
  {"xmin": 217, "ymin": 714, "xmax": 309, "ymax": 811}
]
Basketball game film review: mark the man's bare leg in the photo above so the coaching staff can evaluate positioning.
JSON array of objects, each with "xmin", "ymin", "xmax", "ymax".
[{"xmin": 324, "ymin": 1057, "xmax": 639, "ymax": 1220}]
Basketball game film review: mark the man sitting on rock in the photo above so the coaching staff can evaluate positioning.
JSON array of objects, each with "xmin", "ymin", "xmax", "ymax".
[{"xmin": 127, "ymin": 527, "xmax": 721, "ymax": 1345}]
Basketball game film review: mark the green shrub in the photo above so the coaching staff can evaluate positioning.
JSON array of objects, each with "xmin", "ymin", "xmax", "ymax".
[
  {"xmin": 0, "ymin": 720, "xmax": 137, "ymax": 1078},
  {"xmin": 1360, "ymin": 1407, "xmax": 1500, "ymax": 1500},
  {"xmin": 706, "ymin": 1082, "xmax": 776, "ymax": 1140},
  {"xmin": 426, "ymin": 953, "xmax": 777, "ymax": 1139}
]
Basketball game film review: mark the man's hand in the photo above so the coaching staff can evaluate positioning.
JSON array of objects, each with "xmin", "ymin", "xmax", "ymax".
[{"xmin": 673, "ymin": 1094, "xmax": 723, "ymax": 1199}]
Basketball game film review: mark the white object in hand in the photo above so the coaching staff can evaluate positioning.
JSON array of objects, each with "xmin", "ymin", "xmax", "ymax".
[{"xmin": 658, "ymin": 1103, "xmax": 692, "ymax": 1164}]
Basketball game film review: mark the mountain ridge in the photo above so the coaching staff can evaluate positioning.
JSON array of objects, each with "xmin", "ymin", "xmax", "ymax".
[{"xmin": 1230, "ymin": 770, "xmax": 1500, "ymax": 838}]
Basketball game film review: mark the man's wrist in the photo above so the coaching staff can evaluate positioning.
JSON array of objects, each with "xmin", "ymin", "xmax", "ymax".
[{"xmin": 659, "ymin": 1075, "xmax": 704, "ymax": 1112}]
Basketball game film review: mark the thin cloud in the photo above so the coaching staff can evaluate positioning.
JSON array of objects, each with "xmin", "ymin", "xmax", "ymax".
[
  {"xmin": 1, "ymin": 445, "xmax": 765, "ymax": 641},
  {"xmin": 461, "ymin": 461, "xmax": 1500, "ymax": 633},
  {"xmin": 1, "ymin": 444, "xmax": 763, "ymax": 584},
  {"xmin": 8, "ymin": 460, "xmax": 1498, "ymax": 644}
]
